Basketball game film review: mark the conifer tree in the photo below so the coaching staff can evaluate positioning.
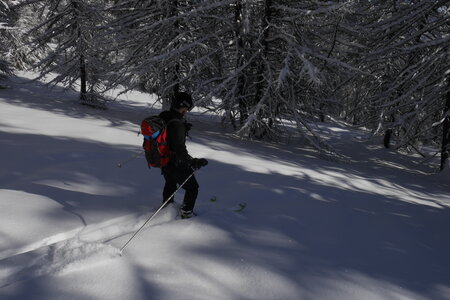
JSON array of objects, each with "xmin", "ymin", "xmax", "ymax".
[
  {"xmin": 28, "ymin": 0, "xmax": 112, "ymax": 106},
  {"xmin": 0, "ymin": 0, "xmax": 14, "ymax": 79},
  {"xmin": 347, "ymin": 1, "xmax": 449, "ymax": 168}
]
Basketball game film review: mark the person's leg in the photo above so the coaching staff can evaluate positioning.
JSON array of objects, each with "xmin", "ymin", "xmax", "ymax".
[
  {"xmin": 174, "ymin": 168, "xmax": 199, "ymax": 215},
  {"xmin": 181, "ymin": 175, "xmax": 199, "ymax": 212},
  {"xmin": 162, "ymin": 172, "xmax": 178, "ymax": 205}
]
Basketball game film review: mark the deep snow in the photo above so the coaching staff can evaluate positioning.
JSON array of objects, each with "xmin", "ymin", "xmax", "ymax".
[{"xmin": 0, "ymin": 72, "xmax": 449, "ymax": 300}]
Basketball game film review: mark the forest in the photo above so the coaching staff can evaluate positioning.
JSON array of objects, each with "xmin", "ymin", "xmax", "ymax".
[{"xmin": 1, "ymin": 0, "xmax": 449, "ymax": 171}]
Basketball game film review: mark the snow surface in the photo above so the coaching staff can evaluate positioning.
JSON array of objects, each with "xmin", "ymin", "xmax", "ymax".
[{"xmin": 0, "ymin": 72, "xmax": 449, "ymax": 300}]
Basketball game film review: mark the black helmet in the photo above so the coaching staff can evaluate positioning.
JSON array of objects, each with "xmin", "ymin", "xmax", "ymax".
[{"xmin": 171, "ymin": 92, "xmax": 193, "ymax": 110}]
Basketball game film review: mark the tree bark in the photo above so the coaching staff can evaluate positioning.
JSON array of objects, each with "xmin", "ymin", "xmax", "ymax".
[
  {"xmin": 250, "ymin": 0, "xmax": 272, "ymax": 138},
  {"xmin": 172, "ymin": 0, "xmax": 180, "ymax": 95},
  {"xmin": 72, "ymin": 0, "xmax": 87, "ymax": 102},
  {"xmin": 235, "ymin": 0, "xmax": 247, "ymax": 125},
  {"xmin": 440, "ymin": 77, "xmax": 450, "ymax": 171},
  {"xmin": 384, "ymin": 129, "xmax": 393, "ymax": 148},
  {"xmin": 254, "ymin": 0, "xmax": 271, "ymax": 103},
  {"xmin": 79, "ymin": 52, "xmax": 87, "ymax": 102}
]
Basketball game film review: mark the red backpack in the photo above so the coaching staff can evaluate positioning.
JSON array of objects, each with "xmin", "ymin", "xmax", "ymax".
[{"xmin": 140, "ymin": 116, "xmax": 175, "ymax": 168}]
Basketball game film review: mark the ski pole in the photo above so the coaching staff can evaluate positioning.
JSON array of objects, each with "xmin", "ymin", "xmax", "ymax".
[
  {"xmin": 119, "ymin": 170, "xmax": 195, "ymax": 255},
  {"xmin": 117, "ymin": 151, "xmax": 144, "ymax": 168}
]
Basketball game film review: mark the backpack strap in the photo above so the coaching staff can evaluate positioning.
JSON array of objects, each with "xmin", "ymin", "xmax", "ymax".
[
  {"xmin": 143, "ymin": 118, "xmax": 181, "ymax": 141},
  {"xmin": 143, "ymin": 130, "xmax": 161, "ymax": 141},
  {"xmin": 157, "ymin": 119, "xmax": 182, "ymax": 144}
]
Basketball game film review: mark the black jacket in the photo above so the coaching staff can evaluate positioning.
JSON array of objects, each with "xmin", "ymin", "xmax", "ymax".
[{"xmin": 159, "ymin": 109, "xmax": 191, "ymax": 167}]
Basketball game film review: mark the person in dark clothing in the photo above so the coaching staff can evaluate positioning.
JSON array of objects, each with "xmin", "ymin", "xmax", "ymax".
[{"xmin": 159, "ymin": 92, "xmax": 208, "ymax": 218}]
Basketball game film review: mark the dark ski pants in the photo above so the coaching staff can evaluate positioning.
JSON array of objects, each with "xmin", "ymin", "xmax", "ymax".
[{"xmin": 162, "ymin": 166, "xmax": 199, "ymax": 211}]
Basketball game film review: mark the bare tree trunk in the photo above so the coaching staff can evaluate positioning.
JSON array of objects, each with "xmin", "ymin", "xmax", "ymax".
[
  {"xmin": 440, "ymin": 76, "xmax": 450, "ymax": 171},
  {"xmin": 235, "ymin": 0, "xmax": 247, "ymax": 126},
  {"xmin": 384, "ymin": 129, "xmax": 393, "ymax": 148},
  {"xmin": 253, "ymin": 0, "xmax": 271, "ymax": 104},
  {"xmin": 79, "ymin": 52, "xmax": 87, "ymax": 101},
  {"xmin": 172, "ymin": 0, "xmax": 180, "ymax": 95},
  {"xmin": 250, "ymin": 0, "xmax": 272, "ymax": 138},
  {"xmin": 72, "ymin": 0, "xmax": 87, "ymax": 102}
]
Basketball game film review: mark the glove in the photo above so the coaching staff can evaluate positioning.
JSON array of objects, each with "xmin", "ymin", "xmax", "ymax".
[{"xmin": 191, "ymin": 158, "xmax": 208, "ymax": 170}]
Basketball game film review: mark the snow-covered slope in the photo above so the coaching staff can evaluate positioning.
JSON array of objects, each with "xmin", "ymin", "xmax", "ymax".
[{"xmin": 1, "ymin": 72, "xmax": 449, "ymax": 300}]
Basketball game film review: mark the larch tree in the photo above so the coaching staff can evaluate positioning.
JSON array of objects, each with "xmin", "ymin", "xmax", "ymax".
[
  {"xmin": 347, "ymin": 0, "xmax": 449, "ymax": 169},
  {"xmin": 27, "ymin": 0, "xmax": 113, "ymax": 107},
  {"xmin": 0, "ymin": 0, "xmax": 15, "ymax": 79},
  {"xmin": 108, "ymin": 0, "xmax": 234, "ymax": 109}
]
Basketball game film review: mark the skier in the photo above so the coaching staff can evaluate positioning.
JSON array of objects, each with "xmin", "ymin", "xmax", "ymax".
[{"xmin": 159, "ymin": 91, "xmax": 208, "ymax": 218}]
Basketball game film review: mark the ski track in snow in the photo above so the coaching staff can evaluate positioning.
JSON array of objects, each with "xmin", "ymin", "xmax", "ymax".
[{"xmin": 0, "ymin": 205, "xmax": 179, "ymax": 287}]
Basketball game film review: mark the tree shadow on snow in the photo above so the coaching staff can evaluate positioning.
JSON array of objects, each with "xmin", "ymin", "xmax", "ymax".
[
  {"xmin": 0, "ymin": 129, "xmax": 170, "ymax": 298},
  {"xmin": 1, "ymin": 76, "xmax": 449, "ymax": 299},
  {"xmin": 0, "ymin": 131, "xmax": 166, "ymax": 251},
  {"xmin": 1, "ymin": 74, "xmax": 156, "ymax": 129},
  {"xmin": 172, "ymin": 132, "xmax": 450, "ymax": 299}
]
